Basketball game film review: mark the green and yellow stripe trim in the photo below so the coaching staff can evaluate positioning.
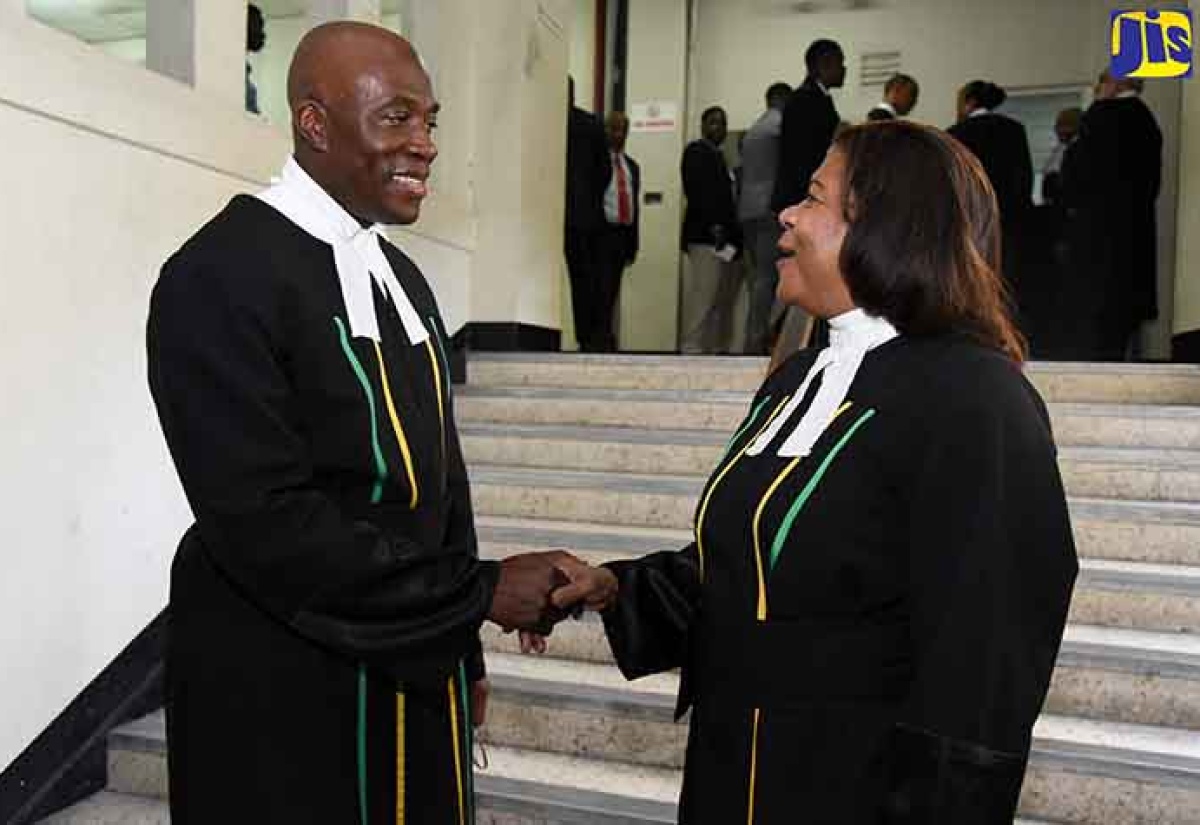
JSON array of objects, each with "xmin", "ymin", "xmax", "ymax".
[
  {"xmin": 373, "ymin": 341, "xmax": 420, "ymax": 510},
  {"xmin": 695, "ymin": 394, "xmax": 791, "ymax": 581},
  {"xmin": 750, "ymin": 401, "xmax": 854, "ymax": 620},
  {"xmin": 335, "ymin": 317, "xmax": 388, "ymax": 504}
]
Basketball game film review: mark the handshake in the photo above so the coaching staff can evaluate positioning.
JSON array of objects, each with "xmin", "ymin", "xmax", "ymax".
[{"xmin": 486, "ymin": 550, "xmax": 618, "ymax": 638}]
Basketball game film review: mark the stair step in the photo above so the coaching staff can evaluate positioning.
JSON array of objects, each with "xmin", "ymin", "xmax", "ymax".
[
  {"xmin": 467, "ymin": 353, "xmax": 1200, "ymax": 404},
  {"xmin": 476, "ymin": 516, "xmax": 1200, "ymax": 633},
  {"xmin": 476, "ymin": 653, "xmax": 1200, "ymax": 823},
  {"xmin": 484, "ymin": 612, "xmax": 1200, "ymax": 728},
  {"xmin": 459, "ymin": 386, "xmax": 1200, "ymax": 450},
  {"xmin": 470, "ymin": 466, "xmax": 1200, "ymax": 565},
  {"xmin": 461, "ymin": 422, "xmax": 1200, "ymax": 502},
  {"xmin": 478, "ymin": 746, "xmax": 677, "ymax": 824},
  {"xmin": 103, "ymin": 697, "xmax": 1200, "ymax": 825},
  {"xmin": 38, "ymin": 792, "xmax": 169, "ymax": 824}
]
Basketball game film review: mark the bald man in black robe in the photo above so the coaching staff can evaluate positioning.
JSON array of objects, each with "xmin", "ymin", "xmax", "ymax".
[{"xmin": 149, "ymin": 23, "xmax": 578, "ymax": 823}]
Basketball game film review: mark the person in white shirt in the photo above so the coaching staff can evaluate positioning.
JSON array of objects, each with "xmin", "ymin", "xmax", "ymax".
[{"xmin": 866, "ymin": 73, "xmax": 919, "ymax": 122}]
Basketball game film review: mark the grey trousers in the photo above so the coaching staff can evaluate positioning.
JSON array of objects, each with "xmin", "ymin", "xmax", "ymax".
[
  {"xmin": 742, "ymin": 216, "xmax": 782, "ymax": 355},
  {"xmin": 680, "ymin": 244, "xmax": 742, "ymax": 354}
]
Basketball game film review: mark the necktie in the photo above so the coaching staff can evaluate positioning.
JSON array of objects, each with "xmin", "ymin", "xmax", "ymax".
[{"xmin": 615, "ymin": 153, "xmax": 632, "ymax": 225}]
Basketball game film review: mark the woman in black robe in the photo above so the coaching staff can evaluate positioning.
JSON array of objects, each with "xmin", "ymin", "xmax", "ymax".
[
  {"xmin": 554, "ymin": 121, "xmax": 1078, "ymax": 824},
  {"xmin": 948, "ymin": 81, "xmax": 1034, "ymax": 322}
]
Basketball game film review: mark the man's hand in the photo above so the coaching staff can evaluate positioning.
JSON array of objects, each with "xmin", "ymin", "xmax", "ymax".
[
  {"xmin": 549, "ymin": 553, "xmax": 619, "ymax": 613},
  {"xmin": 470, "ymin": 678, "xmax": 489, "ymax": 727},
  {"xmin": 488, "ymin": 552, "xmax": 572, "ymax": 634}
]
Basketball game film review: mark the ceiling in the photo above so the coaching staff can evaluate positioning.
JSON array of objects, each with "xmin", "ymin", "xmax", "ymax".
[{"xmin": 27, "ymin": 0, "xmax": 401, "ymax": 43}]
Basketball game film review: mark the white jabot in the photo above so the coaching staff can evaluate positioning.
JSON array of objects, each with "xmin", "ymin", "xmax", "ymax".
[
  {"xmin": 747, "ymin": 308, "xmax": 898, "ymax": 458},
  {"xmin": 256, "ymin": 157, "xmax": 429, "ymax": 345}
]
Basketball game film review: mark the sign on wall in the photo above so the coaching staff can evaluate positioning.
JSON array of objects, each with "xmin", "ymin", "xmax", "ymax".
[{"xmin": 630, "ymin": 101, "xmax": 679, "ymax": 133}]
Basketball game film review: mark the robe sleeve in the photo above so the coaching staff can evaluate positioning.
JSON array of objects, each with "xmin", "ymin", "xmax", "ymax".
[
  {"xmin": 600, "ymin": 544, "xmax": 702, "ymax": 679},
  {"xmin": 147, "ymin": 255, "xmax": 499, "ymax": 683},
  {"xmin": 431, "ymin": 310, "xmax": 488, "ymax": 684},
  {"xmin": 882, "ymin": 372, "xmax": 1077, "ymax": 823}
]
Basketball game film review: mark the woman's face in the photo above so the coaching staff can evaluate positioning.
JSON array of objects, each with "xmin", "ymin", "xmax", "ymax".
[{"xmin": 776, "ymin": 149, "xmax": 855, "ymax": 318}]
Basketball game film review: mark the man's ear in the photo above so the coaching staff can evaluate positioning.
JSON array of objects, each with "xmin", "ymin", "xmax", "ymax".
[{"xmin": 296, "ymin": 100, "xmax": 330, "ymax": 153}]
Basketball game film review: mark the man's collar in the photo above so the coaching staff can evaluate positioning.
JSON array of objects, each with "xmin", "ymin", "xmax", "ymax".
[
  {"xmin": 968, "ymin": 107, "xmax": 990, "ymax": 119},
  {"xmin": 280, "ymin": 157, "xmax": 373, "ymax": 240},
  {"xmin": 876, "ymin": 101, "xmax": 897, "ymax": 116},
  {"xmin": 1116, "ymin": 90, "xmax": 1140, "ymax": 99}
]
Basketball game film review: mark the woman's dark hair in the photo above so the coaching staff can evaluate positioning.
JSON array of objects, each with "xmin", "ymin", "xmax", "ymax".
[
  {"xmin": 962, "ymin": 80, "xmax": 1007, "ymax": 110},
  {"xmin": 833, "ymin": 121, "xmax": 1026, "ymax": 362}
]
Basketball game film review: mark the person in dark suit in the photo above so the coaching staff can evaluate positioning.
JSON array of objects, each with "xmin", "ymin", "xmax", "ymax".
[
  {"xmin": 591, "ymin": 111, "xmax": 641, "ymax": 352},
  {"xmin": 948, "ymin": 80, "xmax": 1033, "ymax": 309},
  {"xmin": 681, "ymin": 106, "xmax": 742, "ymax": 354},
  {"xmin": 866, "ymin": 73, "xmax": 919, "ymax": 121},
  {"xmin": 564, "ymin": 77, "xmax": 614, "ymax": 352},
  {"xmin": 1061, "ymin": 71, "xmax": 1162, "ymax": 360},
  {"xmin": 771, "ymin": 39, "xmax": 844, "ymax": 215},
  {"xmin": 245, "ymin": 3, "xmax": 266, "ymax": 114}
]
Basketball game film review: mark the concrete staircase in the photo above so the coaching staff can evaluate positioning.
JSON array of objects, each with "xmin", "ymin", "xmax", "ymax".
[{"xmin": 44, "ymin": 354, "xmax": 1200, "ymax": 824}]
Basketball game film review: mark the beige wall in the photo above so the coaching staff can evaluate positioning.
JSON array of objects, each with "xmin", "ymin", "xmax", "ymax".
[
  {"xmin": 691, "ymin": 0, "xmax": 1106, "ymax": 135},
  {"xmin": 0, "ymin": 9, "xmax": 287, "ymax": 771},
  {"xmin": 1175, "ymin": 59, "xmax": 1200, "ymax": 343},
  {"xmin": 618, "ymin": 0, "xmax": 690, "ymax": 352},
  {"xmin": 569, "ymin": 0, "xmax": 598, "ymax": 110}
]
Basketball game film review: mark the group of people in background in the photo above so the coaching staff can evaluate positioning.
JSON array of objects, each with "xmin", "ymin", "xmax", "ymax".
[{"xmin": 565, "ymin": 36, "xmax": 1162, "ymax": 362}]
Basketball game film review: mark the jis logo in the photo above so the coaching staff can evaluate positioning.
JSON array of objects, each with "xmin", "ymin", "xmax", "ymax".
[{"xmin": 1110, "ymin": 9, "xmax": 1193, "ymax": 79}]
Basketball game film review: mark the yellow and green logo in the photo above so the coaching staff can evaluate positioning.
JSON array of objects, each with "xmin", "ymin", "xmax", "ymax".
[{"xmin": 1110, "ymin": 8, "xmax": 1193, "ymax": 78}]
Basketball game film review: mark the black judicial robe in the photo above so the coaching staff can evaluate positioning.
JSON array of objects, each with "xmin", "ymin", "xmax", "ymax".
[
  {"xmin": 148, "ymin": 195, "xmax": 497, "ymax": 824},
  {"xmin": 601, "ymin": 334, "xmax": 1077, "ymax": 825}
]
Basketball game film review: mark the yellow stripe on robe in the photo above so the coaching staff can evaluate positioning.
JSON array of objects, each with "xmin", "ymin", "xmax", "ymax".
[
  {"xmin": 395, "ymin": 691, "xmax": 406, "ymax": 825},
  {"xmin": 695, "ymin": 395, "xmax": 792, "ymax": 581},
  {"xmin": 750, "ymin": 402, "xmax": 853, "ymax": 620},
  {"xmin": 424, "ymin": 339, "xmax": 446, "ymax": 460},
  {"xmin": 373, "ymin": 342, "xmax": 420, "ymax": 509},
  {"xmin": 747, "ymin": 708, "xmax": 762, "ymax": 825},
  {"xmin": 447, "ymin": 677, "xmax": 466, "ymax": 825}
]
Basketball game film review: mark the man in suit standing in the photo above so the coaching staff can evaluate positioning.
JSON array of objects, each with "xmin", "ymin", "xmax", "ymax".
[
  {"xmin": 1062, "ymin": 71, "xmax": 1162, "ymax": 360},
  {"xmin": 592, "ymin": 111, "xmax": 641, "ymax": 353},
  {"xmin": 681, "ymin": 106, "xmax": 742, "ymax": 354},
  {"xmin": 772, "ymin": 39, "xmax": 845, "ymax": 215},
  {"xmin": 739, "ymin": 82, "xmax": 791, "ymax": 354},
  {"xmin": 770, "ymin": 39, "xmax": 844, "ymax": 356},
  {"xmin": 866, "ymin": 73, "xmax": 919, "ymax": 121},
  {"xmin": 564, "ymin": 77, "xmax": 613, "ymax": 352}
]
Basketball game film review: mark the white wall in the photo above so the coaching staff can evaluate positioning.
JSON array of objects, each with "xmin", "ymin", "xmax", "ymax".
[
  {"xmin": 690, "ymin": 0, "xmax": 1105, "ymax": 135},
  {"xmin": 618, "ymin": 0, "xmax": 690, "ymax": 352},
  {"xmin": 0, "ymin": 9, "xmax": 287, "ymax": 771},
  {"xmin": 249, "ymin": 15, "xmax": 310, "ymax": 129},
  {"xmin": 1175, "ymin": 55, "xmax": 1200, "ymax": 342},
  {"xmin": 569, "ymin": 0, "xmax": 597, "ymax": 111}
]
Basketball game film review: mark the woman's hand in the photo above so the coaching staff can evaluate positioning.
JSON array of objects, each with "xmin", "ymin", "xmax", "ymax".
[{"xmin": 549, "ymin": 553, "xmax": 619, "ymax": 613}]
